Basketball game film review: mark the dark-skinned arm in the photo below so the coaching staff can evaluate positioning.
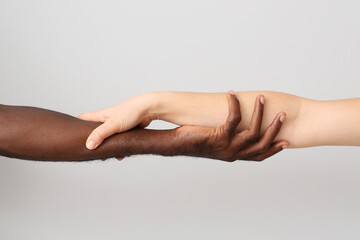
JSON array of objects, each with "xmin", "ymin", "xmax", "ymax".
[{"xmin": 0, "ymin": 92, "xmax": 287, "ymax": 162}]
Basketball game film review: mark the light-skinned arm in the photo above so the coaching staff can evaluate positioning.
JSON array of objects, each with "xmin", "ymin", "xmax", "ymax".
[{"xmin": 79, "ymin": 91, "xmax": 360, "ymax": 149}]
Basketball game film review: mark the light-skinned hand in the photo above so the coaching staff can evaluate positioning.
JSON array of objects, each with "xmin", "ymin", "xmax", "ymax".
[{"xmin": 77, "ymin": 93, "xmax": 156, "ymax": 160}]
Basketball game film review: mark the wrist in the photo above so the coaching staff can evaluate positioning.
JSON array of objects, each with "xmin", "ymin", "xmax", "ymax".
[
  {"xmin": 143, "ymin": 91, "xmax": 168, "ymax": 121},
  {"xmin": 172, "ymin": 125, "xmax": 210, "ymax": 157}
]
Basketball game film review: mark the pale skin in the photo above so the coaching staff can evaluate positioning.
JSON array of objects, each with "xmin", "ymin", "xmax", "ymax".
[{"xmin": 79, "ymin": 91, "xmax": 360, "ymax": 156}]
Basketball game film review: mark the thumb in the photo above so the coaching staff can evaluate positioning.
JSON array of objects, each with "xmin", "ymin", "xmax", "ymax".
[{"xmin": 86, "ymin": 120, "xmax": 118, "ymax": 150}]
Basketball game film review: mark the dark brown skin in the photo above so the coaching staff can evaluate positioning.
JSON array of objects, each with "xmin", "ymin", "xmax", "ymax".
[{"xmin": 0, "ymin": 92, "xmax": 287, "ymax": 162}]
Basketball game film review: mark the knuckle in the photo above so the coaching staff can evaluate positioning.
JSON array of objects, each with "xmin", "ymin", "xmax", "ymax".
[
  {"xmin": 227, "ymin": 113, "xmax": 241, "ymax": 125},
  {"xmin": 116, "ymin": 121, "xmax": 126, "ymax": 132},
  {"xmin": 247, "ymin": 130, "xmax": 260, "ymax": 141},
  {"xmin": 101, "ymin": 110, "xmax": 113, "ymax": 121},
  {"xmin": 254, "ymin": 142, "xmax": 269, "ymax": 154},
  {"xmin": 256, "ymin": 142, "xmax": 270, "ymax": 153},
  {"xmin": 269, "ymin": 124, "xmax": 279, "ymax": 133},
  {"xmin": 242, "ymin": 130, "xmax": 259, "ymax": 142},
  {"xmin": 232, "ymin": 113, "xmax": 241, "ymax": 123},
  {"xmin": 224, "ymin": 120, "xmax": 236, "ymax": 132},
  {"xmin": 219, "ymin": 126, "xmax": 234, "ymax": 141},
  {"xmin": 107, "ymin": 118, "xmax": 121, "ymax": 130}
]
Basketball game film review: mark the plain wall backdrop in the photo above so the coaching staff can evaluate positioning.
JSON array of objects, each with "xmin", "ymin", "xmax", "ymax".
[{"xmin": 1, "ymin": 0, "xmax": 360, "ymax": 239}]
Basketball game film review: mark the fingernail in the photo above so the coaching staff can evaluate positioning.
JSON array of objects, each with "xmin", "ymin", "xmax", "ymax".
[
  {"xmin": 260, "ymin": 96, "xmax": 265, "ymax": 104},
  {"xmin": 229, "ymin": 90, "xmax": 235, "ymax": 95},
  {"xmin": 280, "ymin": 114, "xmax": 286, "ymax": 123},
  {"xmin": 282, "ymin": 144, "xmax": 288, "ymax": 149},
  {"xmin": 86, "ymin": 140, "xmax": 96, "ymax": 150}
]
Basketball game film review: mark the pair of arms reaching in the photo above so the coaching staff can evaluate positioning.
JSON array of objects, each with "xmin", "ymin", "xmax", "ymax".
[
  {"xmin": 1, "ymin": 90, "xmax": 359, "ymax": 162},
  {"xmin": 0, "ymin": 92, "xmax": 286, "ymax": 162}
]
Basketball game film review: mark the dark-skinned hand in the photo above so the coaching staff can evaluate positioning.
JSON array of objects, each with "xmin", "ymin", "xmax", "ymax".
[{"xmin": 175, "ymin": 91, "xmax": 288, "ymax": 162}]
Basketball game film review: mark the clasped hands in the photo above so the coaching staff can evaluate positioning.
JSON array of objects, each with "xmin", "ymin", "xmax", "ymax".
[{"xmin": 78, "ymin": 91, "xmax": 288, "ymax": 162}]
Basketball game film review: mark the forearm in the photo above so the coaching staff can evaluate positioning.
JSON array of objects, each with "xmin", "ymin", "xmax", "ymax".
[
  {"xmin": 0, "ymin": 105, "xmax": 199, "ymax": 161},
  {"xmin": 148, "ymin": 91, "xmax": 360, "ymax": 148},
  {"xmin": 294, "ymin": 98, "xmax": 360, "ymax": 148}
]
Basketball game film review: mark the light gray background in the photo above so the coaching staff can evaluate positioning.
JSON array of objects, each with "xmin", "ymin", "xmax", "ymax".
[{"xmin": 1, "ymin": 0, "xmax": 360, "ymax": 239}]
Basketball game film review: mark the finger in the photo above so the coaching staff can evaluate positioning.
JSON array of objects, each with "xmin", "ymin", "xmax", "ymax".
[
  {"xmin": 77, "ymin": 110, "xmax": 108, "ymax": 122},
  {"xmin": 242, "ymin": 141, "xmax": 288, "ymax": 161},
  {"xmin": 86, "ymin": 120, "xmax": 118, "ymax": 150},
  {"xmin": 224, "ymin": 90, "xmax": 242, "ymax": 133},
  {"xmin": 237, "ymin": 112, "xmax": 286, "ymax": 156},
  {"xmin": 257, "ymin": 112, "xmax": 286, "ymax": 150},
  {"xmin": 246, "ymin": 95, "xmax": 264, "ymax": 138}
]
